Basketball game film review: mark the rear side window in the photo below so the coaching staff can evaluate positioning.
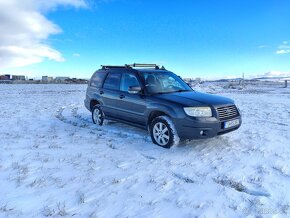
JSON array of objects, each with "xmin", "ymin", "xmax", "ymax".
[
  {"xmin": 90, "ymin": 71, "xmax": 107, "ymax": 87},
  {"xmin": 103, "ymin": 72, "xmax": 121, "ymax": 90}
]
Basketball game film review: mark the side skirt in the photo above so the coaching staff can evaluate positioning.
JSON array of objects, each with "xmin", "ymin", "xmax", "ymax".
[{"xmin": 105, "ymin": 115, "xmax": 147, "ymax": 130}]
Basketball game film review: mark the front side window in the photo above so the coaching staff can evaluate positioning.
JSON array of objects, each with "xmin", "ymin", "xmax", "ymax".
[
  {"xmin": 120, "ymin": 73, "xmax": 140, "ymax": 92},
  {"xmin": 103, "ymin": 72, "xmax": 121, "ymax": 90},
  {"xmin": 139, "ymin": 71, "xmax": 191, "ymax": 94}
]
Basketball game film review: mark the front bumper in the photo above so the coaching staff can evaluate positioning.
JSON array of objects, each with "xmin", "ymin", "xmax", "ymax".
[{"xmin": 175, "ymin": 116, "xmax": 242, "ymax": 140}]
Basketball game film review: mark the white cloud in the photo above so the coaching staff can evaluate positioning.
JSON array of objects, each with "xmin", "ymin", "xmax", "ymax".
[
  {"xmin": 73, "ymin": 53, "xmax": 81, "ymax": 57},
  {"xmin": 0, "ymin": 0, "xmax": 87, "ymax": 69},
  {"xmin": 257, "ymin": 71, "xmax": 290, "ymax": 78},
  {"xmin": 276, "ymin": 41, "xmax": 290, "ymax": 54},
  {"xmin": 276, "ymin": 49, "xmax": 290, "ymax": 54},
  {"xmin": 258, "ymin": 45, "xmax": 269, "ymax": 49},
  {"xmin": 36, "ymin": 0, "xmax": 88, "ymax": 11}
]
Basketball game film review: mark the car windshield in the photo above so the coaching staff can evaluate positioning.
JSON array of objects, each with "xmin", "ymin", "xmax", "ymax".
[{"xmin": 139, "ymin": 71, "xmax": 192, "ymax": 94}]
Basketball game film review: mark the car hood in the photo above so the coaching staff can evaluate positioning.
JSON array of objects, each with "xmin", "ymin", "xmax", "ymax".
[{"xmin": 155, "ymin": 91, "xmax": 234, "ymax": 106}]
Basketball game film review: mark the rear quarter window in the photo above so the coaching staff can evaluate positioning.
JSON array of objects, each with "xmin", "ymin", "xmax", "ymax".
[{"xmin": 90, "ymin": 71, "xmax": 107, "ymax": 87}]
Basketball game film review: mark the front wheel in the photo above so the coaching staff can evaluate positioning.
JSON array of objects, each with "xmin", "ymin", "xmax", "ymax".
[
  {"xmin": 149, "ymin": 116, "xmax": 180, "ymax": 148},
  {"xmin": 92, "ymin": 105, "xmax": 104, "ymax": 125}
]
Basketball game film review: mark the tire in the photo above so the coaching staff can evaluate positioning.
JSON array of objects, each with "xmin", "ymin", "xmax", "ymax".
[
  {"xmin": 149, "ymin": 115, "xmax": 180, "ymax": 148},
  {"xmin": 92, "ymin": 105, "xmax": 104, "ymax": 125}
]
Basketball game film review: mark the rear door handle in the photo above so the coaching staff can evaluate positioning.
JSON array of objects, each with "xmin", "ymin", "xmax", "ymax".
[
  {"xmin": 119, "ymin": 94, "xmax": 125, "ymax": 99},
  {"xmin": 100, "ymin": 90, "xmax": 104, "ymax": 95}
]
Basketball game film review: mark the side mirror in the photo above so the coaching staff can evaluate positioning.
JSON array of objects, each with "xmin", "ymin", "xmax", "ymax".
[{"xmin": 128, "ymin": 86, "xmax": 142, "ymax": 94}]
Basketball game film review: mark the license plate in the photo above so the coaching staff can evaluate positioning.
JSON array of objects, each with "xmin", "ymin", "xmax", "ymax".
[{"xmin": 223, "ymin": 119, "xmax": 240, "ymax": 129}]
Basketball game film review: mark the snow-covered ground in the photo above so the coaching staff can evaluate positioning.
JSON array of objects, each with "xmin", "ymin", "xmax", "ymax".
[{"xmin": 0, "ymin": 83, "xmax": 289, "ymax": 217}]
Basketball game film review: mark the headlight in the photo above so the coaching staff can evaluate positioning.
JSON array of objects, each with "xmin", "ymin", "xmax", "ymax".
[{"xmin": 184, "ymin": 107, "xmax": 212, "ymax": 117}]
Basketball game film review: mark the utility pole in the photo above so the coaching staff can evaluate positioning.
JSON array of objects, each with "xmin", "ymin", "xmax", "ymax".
[{"xmin": 242, "ymin": 72, "xmax": 245, "ymax": 88}]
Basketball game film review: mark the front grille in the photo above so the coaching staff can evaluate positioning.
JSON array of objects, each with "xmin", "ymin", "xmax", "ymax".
[{"xmin": 216, "ymin": 105, "xmax": 239, "ymax": 121}]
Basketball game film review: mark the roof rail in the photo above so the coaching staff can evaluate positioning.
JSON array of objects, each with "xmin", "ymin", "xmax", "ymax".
[
  {"xmin": 101, "ymin": 65, "xmax": 126, "ymax": 69},
  {"xmin": 126, "ymin": 63, "xmax": 160, "ymax": 69}
]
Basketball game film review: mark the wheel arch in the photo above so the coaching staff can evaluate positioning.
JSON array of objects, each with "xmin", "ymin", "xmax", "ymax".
[
  {"xmin": 146, "ymin": 108, "xmax": 173, "ymax": 128},
  {"xmin": 147, "ymin": 110, "xmax": 171, "ymax": 128},
  {"xmin": 148, "ymin": 111, "xmax": 180, "ymax": 148},
  {"xmin": 90, "ymin": 99, "xmax": 100, "ymax": 111},
  {"xmin": 146, "ymin": 102, "xmax": 179, "ymax": 125}
]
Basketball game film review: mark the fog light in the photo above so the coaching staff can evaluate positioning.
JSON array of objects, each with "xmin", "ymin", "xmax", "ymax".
[{"xmin": 200, "ymin": 130, "xmax": 204, "ymax": 135}]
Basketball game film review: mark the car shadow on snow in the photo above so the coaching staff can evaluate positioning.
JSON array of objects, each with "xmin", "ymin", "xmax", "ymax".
[{"xmin": 177, "ymin": 135, "xmax": 232, "ymax": 150}]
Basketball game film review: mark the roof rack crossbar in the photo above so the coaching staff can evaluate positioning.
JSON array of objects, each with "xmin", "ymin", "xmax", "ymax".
[
  {"xmin": 126, "ymin": 63, "xmax": 159, "ymax": 68},
  {"xmin": 125, "ymin": 63, "xmax": 162, "ymax": 70}
]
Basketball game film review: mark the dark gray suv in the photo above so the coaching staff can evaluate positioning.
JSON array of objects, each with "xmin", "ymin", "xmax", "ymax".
[{"xmin": 84, "ymin": 64, "xmax": 242, "ymax": 148}]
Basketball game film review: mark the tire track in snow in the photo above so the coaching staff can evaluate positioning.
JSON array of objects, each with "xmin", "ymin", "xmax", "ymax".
[
  {"xmin": 55, "ymin": 105, "xmax": 150, "ymax": 142},
  {"xmin": 214, "ymin": 177, "xmax": 271, "ymax": 197}
]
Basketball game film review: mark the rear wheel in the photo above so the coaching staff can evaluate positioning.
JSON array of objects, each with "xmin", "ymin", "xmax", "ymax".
[
  {"xmin": 149, "ymin": 116, "xmax": 180, "ymax": 148},
  {"xmin": 92, "ymin": 105, "xmax": 104, "ymax": 125}
]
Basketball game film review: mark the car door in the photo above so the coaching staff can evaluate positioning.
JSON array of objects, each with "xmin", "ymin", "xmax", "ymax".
[
  {"xmin": 101, "ymin": 71, "xmax": 122, "ymax": 118},
  {"xmin": 118, "ymin": 72, "xmax": 147, "ymax": 125}
]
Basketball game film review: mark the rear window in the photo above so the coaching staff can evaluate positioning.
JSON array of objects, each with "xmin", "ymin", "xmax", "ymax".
[
  {"xmin": 90, "ymin": 71, "xmax": 107, "ymax": 87},
  {"xmin": 103, "ymin": 72, "xmax": 121, "ymax": 90}
]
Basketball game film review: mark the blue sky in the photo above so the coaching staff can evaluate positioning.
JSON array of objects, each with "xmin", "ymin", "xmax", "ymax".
[{"xmin": 1, "ymin": 0, "xmax": 290, "ymax": 79}]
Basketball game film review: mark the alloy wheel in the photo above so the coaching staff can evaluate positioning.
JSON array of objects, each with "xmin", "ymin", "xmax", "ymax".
[
  {"xmin": 153, "ymin": 122, "xmax": 169, "ymax": 146},
  {"xmin": 93, "ymin": 108, "xmax": 102, "ymax": 125}
]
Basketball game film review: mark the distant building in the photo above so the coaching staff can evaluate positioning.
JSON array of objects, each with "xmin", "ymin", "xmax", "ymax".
[
  {"xmin": 42, "ymin": 76, "xmax": 53, "ymax": 82},
  {"xmin": 0, "ymin": 75, "xmax": 10, "ymax": 80},
  {"xmin": 12, "ymin": 75, "xmax": 25, "ymax": 80},
  {"xmin": 55, "ymin": 77, "xmax": 70, "ymax": 83},
  {"xmin": 65, "ymin": 78, "xmax": 88, "ymax": 84}
]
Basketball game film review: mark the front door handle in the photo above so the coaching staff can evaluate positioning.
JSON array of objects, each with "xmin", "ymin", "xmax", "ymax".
[{"xmin": 119, "ymin": 94, "xmax": 125, "ymax": 99}]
